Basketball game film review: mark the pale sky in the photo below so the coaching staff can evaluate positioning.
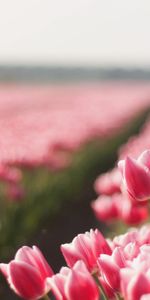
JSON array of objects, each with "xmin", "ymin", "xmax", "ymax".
[{"xmin": 0, "ymin": 0, "xmax": 150, "ymax": 66}]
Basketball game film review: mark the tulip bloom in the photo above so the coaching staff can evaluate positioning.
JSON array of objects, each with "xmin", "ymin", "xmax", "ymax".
[
  {"xmin": 61, "ymin": 229, "xmax": 111, "ymax": 273},
  {"xmin": 112, "ymin": 225, "xmax": 150, "ymax": 249},
  {"xmin": 118, "ymin": 150, "xmax": 150, "ymax": 202},
  {"xmin": 98, "ymin": 247, "xmax": 126, "ymax": 291},
  {"xmin": 94, "ymin": 168, "xmax": 121, "ymax": 196},
  {"xmin": 120, "ymin": 198, "xmax": 148, "ymax": 225},
  {"xmin": 121, "ymin": 269, "xmax": 150, "ymax": 300},
  {"xmin": 0, "ymin": 246, "xmax": 53, "ymax": 299},
  {"xmin": 99, "ymin": 276, "xmax": 115, "ymax": 299},
  {"xmin": 91, "ymin": 194, "xmax": 120, "ymax": 223},
  {"xmin": 47, "ymin": 260, "xmax": 99, "ymax": 300}
]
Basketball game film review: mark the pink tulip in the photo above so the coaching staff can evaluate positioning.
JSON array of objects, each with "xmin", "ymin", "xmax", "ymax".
[
  {"xmin": 94, "ymin": 168, "xmax": 121, "ymax": 196},
  {"xmin": 98, "ymin": 254, "xmax": 120, "ymax": 291},
  {"xmin": 138, "ymin": 150, "xmax": 150, "ymax": 169},
  {"xmin": 91, "ymin": 194, "xmax": 120, "ymax": 223},
  {"xmin": 120, "ymin": 198, "xmax": 148, "ymax": 225},
  {"xmin": 118, "ymin": 154, "xmax": 150, "ymax": 201},
  {"xmin": 123, "ymin": 242, "xmax": 140, "ymax": 261},
  {"xmin": 98, "ymin": 247, "xmax": 126, "ymax": 291},
  {"xmin": 0, "ymin": 246, "xmax": 53, "ymax": 299},
  {"xmin": 120, "ymin": 268, "xmax": 135, "ymax": 299},
  {"xmin": 99, "ymin": 276, "xmax": 115, "ymax": 299},
  {"xmin": 47, "ymin": 260, "xmax": 99, "ymax": 300},
  {"xmin": 112, "ymin": 225, "xmax": 150, "ymax": 250},
  {"xmin": 61, "ymin": 229, "xmax": 111, "ymax": 273},
  {"xmin": 138, "ymin": 225, "xmax": 150, "ymax": 245},
  {"xmin": 113, "ymin": 230, "xmax": 138, "ymax": 248},
  {"xmin": 121, "ymin": 269, "xmax": 150, "ymax": 300}
]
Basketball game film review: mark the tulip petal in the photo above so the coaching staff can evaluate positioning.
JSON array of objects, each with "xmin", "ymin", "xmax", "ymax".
[
  {"xmin": 32, "ymin": 246, "xmax": 54, "ymax": 277},
  {"xmin": 138, "ymin": 150, "xmax": 150, "ymax": 169},
  {"xmin": 15, "ymin": 246, "xmax": 34, "ymax": 264},
  {"xmin": 128, "ymin": 273, "xmax": 150, "ymax": 300},
  {"xmin": 9, "ymin": 261, "xmax": 45, "ymax": 299},
  {"xmin": 47, "ymin": 274, "xmax": 67, "ymax": 300},
  {"xmin": 0, "ymin": 263, "xmax": 9, "ymax": 277},
  {"xmin": 98, "ymin": 255, "xmax": 120, "ymax": 290},
  {"xmin": 15, "ymin": 246, "xmax": 53, "ymax": 279},
  {"xmin": 124, "ymin": 157, "xmax": 150, "ymax": 201},
  {"xmin": 65, "ymin": 268, "xmax": 99, "ymax": 300}
]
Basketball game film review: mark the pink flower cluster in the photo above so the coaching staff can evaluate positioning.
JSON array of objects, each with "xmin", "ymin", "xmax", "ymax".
[
  {"xmin": 0, "ymin": 82, "xmax": 150, "ymax": 200},
  {"xmin": 92, "ymin": 149, "xmax": 150, "ymax": 226},
  {"xmin": 99, "ymin": 225, "xmax": 150, "ymax": 300},
  {"xmin": 2, "ymin": 226, "xmax": 150, "ymax": 300}
]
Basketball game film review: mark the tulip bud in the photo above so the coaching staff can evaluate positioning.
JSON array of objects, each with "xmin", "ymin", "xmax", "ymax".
[
  {"xmin": 91, "ymin": 195, "xmax": 120, "ymax": 223},
  {"xmin": 48, "ymin": 261, "xmax": 99, "ymax": 300},
  {"xmin": 94, "ymin": 168, "xmax": 121, "ymax": 196},
  {"xmin": 119, "ymin": 156, "xmax": 150, "ymax": 201},
  {"xmin": 61, "ymin": 229, "xmax": 111, "ymax": 272},
  {"xmin": 99, "ymin": 276, "xmax": 115, "ymax": 299},
  {"xmin": 0, "ymin": 246, "xmax": 53, "ymax": 299},
  {"xmin": 121, "ymin": 270, "xmax": 150, "ymax": 300},
  {"xmin": 98, "ymin": 254, "xmax": 120, "ymax": 291},
  {"xmin": 121, "ymin": 198, "xmax": 148, "ymax": 225},
  {"xmin": 138, "ymin": 150, "xmax": 150, "ymax": 169}
]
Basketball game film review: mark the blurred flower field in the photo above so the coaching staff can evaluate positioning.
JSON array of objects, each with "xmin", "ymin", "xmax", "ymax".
[{"xmin": 1, "ymin": 82, "xmax": 150, "ymax": 299}]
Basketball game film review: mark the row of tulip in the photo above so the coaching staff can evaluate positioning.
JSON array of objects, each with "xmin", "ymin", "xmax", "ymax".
[
  {"xmin": 92, "ymin": 118, "xmax": 150, "ymax": 226},
  {"xmin": 0, "ymin": 82, "xmax": 150, "ymax": 200},
  {"xmin": 1, "ymin": 148, "xmax": 150, "ymax": 299},
  {"xmin": 1, "ymin": 83, "xmax": 150, "ymax": 299},
  {"xmin": 2, "ymin": 226, "xmax": 150, "ymax": 300},
  {"xmin": 0, "ymin": 83, "xmax": 149, "ymax": 262},
  {"xmin": 0, "ymin": 120, "xmax": 141, "ymax": 262}
]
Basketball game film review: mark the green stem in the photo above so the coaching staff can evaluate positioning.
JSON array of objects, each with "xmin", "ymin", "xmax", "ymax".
[
  {"xmin": 92, "ymin": 273, "xmax": 109, "ymax": 300},
  {"xmin": 115, "ymin": 293, "xmax": 123, "ymax": 300},
  {"xmin": 41, "ymin": 295, "xmax": 51, "ymax": 300}
]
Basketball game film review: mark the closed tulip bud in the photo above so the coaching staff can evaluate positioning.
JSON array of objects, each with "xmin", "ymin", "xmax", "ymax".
[
  {"xmin": 48, "ymin": 261, "xmax": 99, "ymax": 300},
  {"xmin": 121, "ymin": 198, "xmax": 148, "ymax": 225},
  {"xmin": 118, "ymin": 156, "xmax": 150, "ymax": 201},
  {"xmin": 138, "ymin": 150, "xmax": 150, "ymax": 169},
  {"xmin": 98, "ymin": 254, "xmax": 120, "ymax": 291},
  {"xmin": 94, "ymin": 168, "xmax": 121, "ymax": 196},
  {"xmin": 112, "ymin": 247, "xmax": 126, "ymax": 268},
  {"xmin": 91, "ymin": 195, "xmax": 120, "ymax": 223},
  {"xmin": 121, "ymin": 270, "xmax": 150, "ymax": 300},
  {"xmin": 61, "ymin": 229, "xmax": 111, "ymax": 273},
  {"xmin": 99, "ymin": 276, "xmax": 115, "ymax": 299},
  {"xmin": 120, "ymin": 268, "xmax": 135, "ymax": 299},
  {"xmin": 0, "ymin": 246, "xmax": 53, "ymax": 299},
  {"xmin": 123, "ymin": 242, "xmax": 140, "ymax": 260}
]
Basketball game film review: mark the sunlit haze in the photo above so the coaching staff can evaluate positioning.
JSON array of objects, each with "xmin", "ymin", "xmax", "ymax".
[{"xmin": 0, "ymin": 0, "xmax": 150, "ymax": 66}]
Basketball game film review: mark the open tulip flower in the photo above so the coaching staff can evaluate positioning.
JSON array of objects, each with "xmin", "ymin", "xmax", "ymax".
[{"xmin": 0, "ymin": 246, "xmax": 54, "ymax": 299}]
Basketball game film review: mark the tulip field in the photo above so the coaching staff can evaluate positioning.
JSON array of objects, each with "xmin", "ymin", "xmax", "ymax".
[{"xmin": 1, "ymin": 81, "xmax": 150, "ymax": 299}]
